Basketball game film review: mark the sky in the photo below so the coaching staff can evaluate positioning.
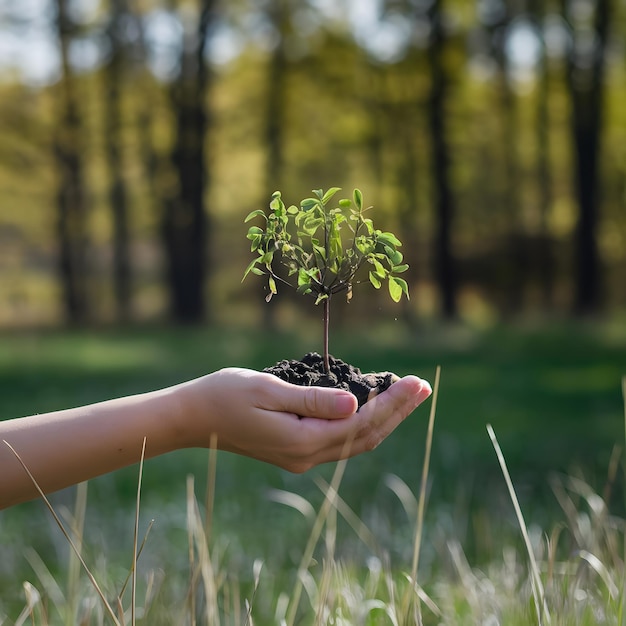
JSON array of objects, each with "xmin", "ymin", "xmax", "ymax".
[{"xmin": 0, "ymin": 0, "xmax": 61, "ymax": 85}]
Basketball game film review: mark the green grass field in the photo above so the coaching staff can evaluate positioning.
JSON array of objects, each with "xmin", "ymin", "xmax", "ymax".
[{"xmin": 0, "ymin": 320, "xmax": 624, "ymax": 624}]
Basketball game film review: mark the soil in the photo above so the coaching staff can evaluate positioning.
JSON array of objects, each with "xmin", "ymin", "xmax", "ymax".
[{"xmin": 263, "ymin": 351, "xmax": 397, "ymax": 409}]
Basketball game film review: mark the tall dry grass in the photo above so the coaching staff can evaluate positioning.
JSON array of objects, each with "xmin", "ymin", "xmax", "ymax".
[{"xmin": 2, "ymin": 374, "xmax": 626, "ymax": 625}]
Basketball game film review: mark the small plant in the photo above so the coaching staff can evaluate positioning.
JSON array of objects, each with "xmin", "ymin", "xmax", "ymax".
[{"xmin": 243, "ymin": 187, "xmax": 409, "ymax": 374}]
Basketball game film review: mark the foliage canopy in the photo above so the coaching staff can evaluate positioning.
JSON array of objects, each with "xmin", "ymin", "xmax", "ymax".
[{"xmin": 243, "ymin": 187, "xmax": 409, "ymax": 306}]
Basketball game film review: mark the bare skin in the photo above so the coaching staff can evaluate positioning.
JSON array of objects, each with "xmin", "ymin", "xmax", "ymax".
[{"xmin": 0, "ymin": 368, "xmax": 432, "ymax": 510}]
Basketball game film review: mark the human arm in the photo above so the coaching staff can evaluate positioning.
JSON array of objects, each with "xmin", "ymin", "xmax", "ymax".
[{"xmin": 0, "ymin": 369, "xmax": 431, "ymax": 509}]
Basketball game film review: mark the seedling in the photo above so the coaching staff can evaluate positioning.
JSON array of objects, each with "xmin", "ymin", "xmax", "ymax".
[{"xmin": 243, "ymin": 187, "xmax": 409, "ymax": 374}]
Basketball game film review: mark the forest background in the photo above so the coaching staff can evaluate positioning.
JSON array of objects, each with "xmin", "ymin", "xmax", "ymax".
[{"xmin": 0, "ymin": 0, "xmax": 624, "ymax": 329}]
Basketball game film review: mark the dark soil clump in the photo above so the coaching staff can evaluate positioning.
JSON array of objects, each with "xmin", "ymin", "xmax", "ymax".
[{"xmin": 263, "ymin": 352, "xmax": 395, "ymax": 409}]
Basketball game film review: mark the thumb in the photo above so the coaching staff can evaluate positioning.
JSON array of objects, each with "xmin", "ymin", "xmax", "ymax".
[{"xmin": 276, "ymin": 383, "xmax": 358, "ymax": 419}]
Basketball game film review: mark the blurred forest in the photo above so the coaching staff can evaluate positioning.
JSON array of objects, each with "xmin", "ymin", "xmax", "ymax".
[{"xmin": 0, "ymin": 0, "xmax": 624, "ymax": 329}]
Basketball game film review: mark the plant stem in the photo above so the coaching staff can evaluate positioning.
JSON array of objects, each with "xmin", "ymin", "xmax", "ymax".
[{"xmin": 323, "ymin": 297, "xmax": 330, "ymax": 374}]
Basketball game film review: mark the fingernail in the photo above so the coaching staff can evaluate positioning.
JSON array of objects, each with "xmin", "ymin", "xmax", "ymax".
[
  {"xmin": 336, "ymin": 393, "xmax": 357, "ymax": 415},
  {"xmin": 418, "ymin": 379, "xmax": 433, "ymax": 399}
]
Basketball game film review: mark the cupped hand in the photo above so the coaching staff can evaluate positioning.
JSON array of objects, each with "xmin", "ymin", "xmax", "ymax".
[{"xmin": 180, "ymin": 368, "xmax": 432, "ymax": 473}]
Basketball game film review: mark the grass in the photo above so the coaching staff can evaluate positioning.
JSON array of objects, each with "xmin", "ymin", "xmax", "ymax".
[{"xmin": 0, "ymin": 320, "xmax": 625, "ymax": 623}]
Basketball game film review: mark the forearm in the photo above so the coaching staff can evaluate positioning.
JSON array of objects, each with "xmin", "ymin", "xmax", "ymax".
[{"xmin": 0, "ymin": 386, "xmax": 185, "ymax": 509}]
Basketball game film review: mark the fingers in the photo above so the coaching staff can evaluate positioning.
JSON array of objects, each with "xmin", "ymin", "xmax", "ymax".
[
  {"xmin": 358, "ymin": 376, "xmax": 432, "ymax": 449},
  {"xmin": 299, "ymin": 375, "xmax": 432, "ymax": 466},
  {"xmin": 270, "ymin": 380, "xmax": 358, "ymax": 419},
  {"xmin": 204, "ymin": 368, "xmax": 431, "ymax": 474}
]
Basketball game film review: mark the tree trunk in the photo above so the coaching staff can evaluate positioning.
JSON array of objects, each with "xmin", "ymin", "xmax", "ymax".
[
  {"xmin": 564, "ymin": 0, "xmax": 610, "ymax": 315},
  {"xmin": 54, "ymin": 0, "xmax": 89, "ymax": 325},
  {"xmin": 104, "ymin": 0, "xmax": 132, "ymax": 322},
  {"xmin": 164, "ymin": 0, "xmax": 215, "ymax": 324},
  {"xmin": 427, "ymin": 0, "xmax": 457, "ymax": 319},
  {"xmin": 261, "ymin": 0, "xmax": 289, "ymax": 330},
  {"xmin": 395, "ymin": 103, "xmax": 421, "ymax": 327},
  {"xmin": 493, "ymin": 13, "xmax": 526, "ymax": 316},
  {"xmin": 265, "ymin": 0, "xmax": 288, "ymax": 193},
  {"xmin": 129, "ymin": 1, "xmax": 159, "ymax": 222},
  {"xmin": 533, "ymin": 2, "xmax": 555, "ymax": 310}
]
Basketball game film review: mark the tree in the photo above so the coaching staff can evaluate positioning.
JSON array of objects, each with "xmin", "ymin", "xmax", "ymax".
[
  {"xmin": 490, "ymin": 1, "xmax": 527, "ymax": 314},
  {"xmin": 244, "ymin": 188, "xmax": 409, "ymax": 373},
  {"xmin": 260, "ymin": 0, "xmax": 290, "ymax": 329},
  {"xmin": 263, "ymin": 0, "xmax": 289, "ymax": 196},
  {"xmin": 563, "ymin": 0, "xmax": 611, "ymax": 315},
  {"xmin": 163, "ymin": 0, "xmax": 216, "ymax": 323},
  {"xmin": 530, "ymin": 0, "xmax": 556, "ymax": 310},
  {"xmin": 104, "ymin": 0, "xmax": 133, "ymax": 322},
  {"xmin": 54, "ymin": 0, "xmax": 90, "ymax": 324},
  {"xmin": 427, "ymin": 0, "xmax": 457, "ymax": 318}
]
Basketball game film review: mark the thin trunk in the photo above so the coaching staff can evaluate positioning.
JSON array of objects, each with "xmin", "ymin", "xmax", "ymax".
[
  {"xmin": 262, "ymin": 0, "xmax": 289, "ymax": 330},
  {"xmin": 360, "ymin": 61, "xmax": 386, "ymax": 188},
  {"xmin": 563, "ymin": 0, "xmax": 610, "ymax": 315},
  {"xmin": 105, "ymin": 0, "xmax": 132, "ymax": 322},
  {"xmin": 534, "ymin": 7, "xmax": 555, "ymax": 310},
  {"xmin": 396, "ymin": 106, "xmax": 420, "ymax": 327},
  {"xmin": 323, "ymin": 297, "xmax": 330, "ymax": 374},
  {"xmin": 495, "ymin": 25, "xmax": 526, "ymax": 315},
  {"xmin": 164, "ymin": 0, "xmax": 215, "ymax": 323},
  {"xmin": 265, "ymin": 1, "xmax": 287, "ymax": 191},
  {"xmin": 427, "ymin": 0, "xmax": 457, "ymax": 319},
  {"xmin": 54, "ymin": 0, "xmax": 89, "ymax": 324},
  {"xmin": 129, "ymin": 1, "xmax": 159, "ymax": 220}
]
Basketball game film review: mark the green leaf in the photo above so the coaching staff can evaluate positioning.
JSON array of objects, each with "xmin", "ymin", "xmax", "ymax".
[
  {"xmin": 353, "ymin": 188, "xmax": 363, "ymax": 211},
  {"xmin": 249, "ymin": 235, "xmax": 262, "ymax": 251},
  {"xmin": 242, "ymin": 258, "xmax": 263, "ymax": 282},
  {"xmin": 270, "ymin": 195, "xmax": 284, "ymax": 212},
  {"xmin": 393, "ymin": 264, "xmax": 409, "ymax": 273},
  {"xmin": 312, "ymin": 243, "xmax": 326, "ymax": 262},
  {"xmin": 332, "ymin": 212, "xmax": 347, "ymax": 227},
  {"xmin": 269, "ymin": 275, "xmax": 277, "ymax": 292},
  {"xmin": 302, "ymin": 216, "xmax": 324, "ymax": 236},
  {"xmin": 260, "ymin": 251, "xmax": 274, "ymax": 266},
  {"xmin": 244, "ymin": 209, "xmax": 266, "ymax": 223},
  {"xmin": 301, "ymin": 198, "xmax": 318, "ymax": 211},
  {"xmin": 369, "ymin": 271, "xmax": 382, "ymax": 289},
  {"xmin": 297, "ymin": 268, "xmax": 310, "ymax": 287},
  {"xmin": 287, "ymin": 204, "xmax": 299, "ymax": 214},
  {"xmin": 246, "ymin": 226, "xmax": 263, "ymax": 237},
  {"xmin": 315, "ymin": 293, "xmax": 329, "ymax": 305},
  {"xmin": 355, "ymin": 236, "xmax": 374, "ymax": 255},
  {"xmin": 338, "ymin": 199, "xmax": 352, "ymax": 208},
  {"xmin": 372, "ymin": 259, "xmax": 387, "ymax": 278},
  {"xmin": 389, "ymin": 276, "xmax": 409, "ymax": 302},
  {"xmin": 388, "ymin": 277, "xmax": 402, "ymax": 302},
  {"xmin": 384, "ymin": 245, "xmax": 403, "ymax": 265},
  {"xmin": 322, "ymin": 187, "xmax": 341, "ymax": 205},
  {"xmin": 329, "ymin": 228, "xmax": 342, "ymax": 259},
  {"xmin": 378, "ymin": 231, "xmax": 402, "ymax": 247}
]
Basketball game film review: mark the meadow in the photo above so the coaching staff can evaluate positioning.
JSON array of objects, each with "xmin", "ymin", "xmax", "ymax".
[{"xmin": 0, "ymin": 320, "xmax": 624, "ymax": 624}]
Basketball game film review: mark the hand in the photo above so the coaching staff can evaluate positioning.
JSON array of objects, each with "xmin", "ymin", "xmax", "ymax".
[
  {"xmin": 0, "ymin": 367, "xmax": 431, "ymax": 508},
  {"xmin": 179, "ymin": 368, "xmax": 432, "ymax": 473}
]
